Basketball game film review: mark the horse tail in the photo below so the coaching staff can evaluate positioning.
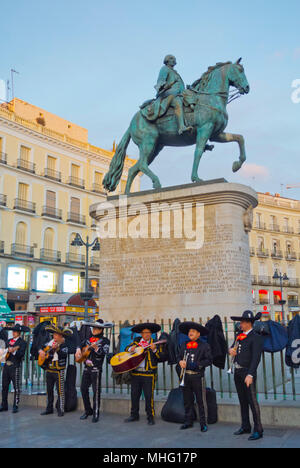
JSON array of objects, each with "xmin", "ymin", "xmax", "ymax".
[{"xmin": 103, "ymin": 128, "xmax": 131, "ymax": 192}]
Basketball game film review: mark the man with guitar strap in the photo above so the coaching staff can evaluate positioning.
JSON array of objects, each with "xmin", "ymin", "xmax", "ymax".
[
  {"xmin": 39, "ymin": 325, "xmax": 72, "ymax": 417},
  {"xmin": 0, "ymin": 324, "xmax": 28, "ymax": 414},
  {"xmin": 75, "ymin": 319, "xmax": 111, "ymax": 423},
  {"xmin": 124, "ymin": 323, "xmax": 162, "ymax": 426}
]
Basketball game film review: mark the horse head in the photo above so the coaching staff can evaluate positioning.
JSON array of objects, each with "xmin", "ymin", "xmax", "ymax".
[{"xmin": 227, "ymin": 59, "xmax": 250, "ymax": 95}]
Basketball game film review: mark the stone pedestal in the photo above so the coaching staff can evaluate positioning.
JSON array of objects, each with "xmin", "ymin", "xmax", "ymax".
[{"xmin": 90, "ymin": 180, "xmax": 258, "ymax": 323}]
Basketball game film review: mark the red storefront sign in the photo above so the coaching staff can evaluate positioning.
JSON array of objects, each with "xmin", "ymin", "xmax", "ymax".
[
  {"xmin": 15, "ymin": 315, "xmax": 23, "ymax": 324},
  {"xmin": 40, "ymin": 306, "xmax": 66, "ymax": 314}
]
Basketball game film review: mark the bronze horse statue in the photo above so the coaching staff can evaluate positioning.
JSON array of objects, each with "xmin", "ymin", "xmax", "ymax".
[{"xmin": 103, "ymin": 59, "xmax": 250, "ymax": 194}]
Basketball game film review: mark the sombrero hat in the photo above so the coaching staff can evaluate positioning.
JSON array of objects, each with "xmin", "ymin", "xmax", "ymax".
[
  {"xmin": 6, "ymin": 324, "xmax": 30, "ymax": 333},
  {"xmin": 131, "ymin": 322, "xmax": 161, "ymax": 334},
  {"xmin": 230, "ymin": 310, "xmax": 262, "ymax": 323},
  {"xmin": 82, "ymin": 319, "xmax": 113, "ymax": 329},
  {"xmin": 179, "ymin": 321, "xmax": 209, "ymax": 336},
  {"xmin": 45, "ymin": 325, "xmax": 73, "ymax": 337}
]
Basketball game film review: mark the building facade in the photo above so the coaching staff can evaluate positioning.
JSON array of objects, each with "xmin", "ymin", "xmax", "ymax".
[
  {"xmin": 0, "ymin": 98, "xmax": 139, "ymax": 313},
  {"xmin": 250, "ymin": 192, "xmax": 300, "ymax": 321}
]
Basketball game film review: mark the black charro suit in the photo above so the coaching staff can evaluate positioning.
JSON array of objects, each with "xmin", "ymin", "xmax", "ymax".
[
  {"xmin": 178, "ymin": 339, "xmax": 213, "ymax": 426},
  {"xmin": 1, "ymin": 336, "xmax": 26, "ymax": 410},
  {"xmin": 232, "ymin": 329, "xmax": 264, "ymax": 433}
]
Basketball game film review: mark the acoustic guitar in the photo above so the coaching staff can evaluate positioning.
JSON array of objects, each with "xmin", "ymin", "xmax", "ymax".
[
  {"xmin": 38, "ymin": 345, "xmax": 57, "ymax": 369},
  {"xmin": 5, "ymin": 346, "xmax": 20, "ymax": 362},
  {"xmin": 75, "ymin": 339, "xmax": 103, "ymax": 364},
  {"xmin": 110, "ymin": 340, "xmax": 166, "ymax": 374}
]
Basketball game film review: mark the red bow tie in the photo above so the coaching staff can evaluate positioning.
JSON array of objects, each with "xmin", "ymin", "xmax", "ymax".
[
  {"xmin": 237, "ymin": 333, "xmax": 247, "ymax": 341},
  {"xmin": 139, "ymin": 340, "xmax": 149, "ymax": 348},
  {"xmin": 187, "ymin": 341, "xmax": 198, "ymax": 349},
  {"xmin": 9, "ymin": 339, "xmax": 16, "ymax": 345}
]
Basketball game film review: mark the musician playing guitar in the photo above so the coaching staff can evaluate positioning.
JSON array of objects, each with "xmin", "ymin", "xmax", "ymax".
[
  {"xmin": 39, "ymin": 325, "xmax": 72, "ymax": 417},
  {"xmin": 0, "ymin": 324, "xmax": 28, "ymax": 414},
  {"xmin": 124, "ymin": 323, "xmax": 163, "ymax": 426},
  {"xmin": 75, "ymin": 319, "xmax": 111, "ymax": 423}
]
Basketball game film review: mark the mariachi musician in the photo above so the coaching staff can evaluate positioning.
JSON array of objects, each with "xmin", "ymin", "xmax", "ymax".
[
  {"xmin": 75, "ymin": 319, "xmax": 111, "ymax": 423},
  {"xmin": 178, "ymin": 321, "xmax": 213, "ymax": 432},
  {"xmin": 0, "ymin": 324, "xmax": 28, "ymax": 414},
  {"xmin": 39, "ymin": 324, "xmax": 72, "ymax": 417},
  {"xmin": 124, "ymin": 322, "xmax": 163, "ymax": 426},
  {"xmin": 229, "ymin": 310, "xmax": 264, "ymax": 441}
]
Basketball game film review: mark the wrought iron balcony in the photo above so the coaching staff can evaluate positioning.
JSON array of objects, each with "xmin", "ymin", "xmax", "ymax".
[
  {"xmin": 68, "ymin": 176, "xmax": 85, "ymax": 189},
  {"xmin": 0, "ymin": 152, "xmax": 7, "ymax": 164},
  {"xmin": 258, "ymin": 276, "xmax": 271, "ymax": 285},
  {"xmin": 41, "ymin": 206, "xmax": 62, "ymax": 220},
  {"xmin": 288, "ymin": 300, "xmax": 299, "ymax": 307},
  {"xmin": 251, "ymin": 275, "xmax": 258, "ymax": 284},
  {"xmin": 256, "ymin": 248, "xmax": 269, "ymax": 258},
  {"xmin": 66, "ymin": 252, "xmax": 86, "ymax": 265},
  {"xmin": 40, "ymin": 248, "xmax": 61, "ymax": 262},
  {"xmin": 13, "ymin": 198, "xmax": 36, "ymax": 213},
  {"xmin": 67, "ymin": 212, "xmax": 86, "ymax": 225},
  {"xmin": 269, "ymin": 224, "xmax": 280, "ymax": 232},
  {"xmin": 0, "ymin": 240, "xmax": 4, "ymax": 253},
  {"xmin": 11, "ymin": 243, "xmax": 34, "ymax": 258},
  {"xmin": 90, "ymin": 256, "xmax": 100, "ymax": 268},
  {"xmin": 271, "ymin": 249, "xmax": 283, "ymax": 259},
  {"xmin": 92, "ymin": 183, "xmax": 104, "ymax": 194},
  {"xmin": 255, "ymin": 222, "xmax": 266, "ymax": 230},
  {"xmin": 282, "ymin": 226, "xmax": 294, "ymax": 234},
  {"xmin": 17, "ymin": 158, "xmax": 36, "ymax": 173},
  {"xmin": 0, "ymin": 194, "xmax": 7, "ymax": 207},
  {"xmin": 43, "ymin": 168, "xmax": 62, "ymax": 182},
  {"xmin": 287, "ymin": 278, "xmax": 300, "ymax": 288},
  {"xmin": 285, "ymin": 251, "xmax": 297, "ymax": 261}
]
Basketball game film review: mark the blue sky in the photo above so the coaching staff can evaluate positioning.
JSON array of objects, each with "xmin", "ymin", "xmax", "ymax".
[{"xmin": 1, "ymin": 0, "xmax": 300, "ymax": 197}]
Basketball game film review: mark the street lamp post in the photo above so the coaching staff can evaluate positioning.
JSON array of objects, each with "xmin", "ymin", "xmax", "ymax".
[
  {"xmin": 272, "ymin": 269, "xmax": 288, "ymax": 325},
  {"xmin": 71, "ymin": 234, "xmax": 100, "ymax": 322}
]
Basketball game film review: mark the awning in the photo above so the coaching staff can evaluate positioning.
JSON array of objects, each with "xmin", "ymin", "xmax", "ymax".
[
  {"xmin": 34, "ymin": 293, "xmax": 97, "ymax": 312},
  {"xmin": 0, "ymin": 295, "xmax": 14, "ymax": 322}
]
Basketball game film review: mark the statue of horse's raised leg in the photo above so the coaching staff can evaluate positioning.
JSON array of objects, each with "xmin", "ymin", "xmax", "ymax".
[
  {"xmin": 191, "ymin": 123, "xmax": 215, "ymax": 183},
  {"xmin": 210, "ymin": 132, "xmax": 246, "ymax": 172}
]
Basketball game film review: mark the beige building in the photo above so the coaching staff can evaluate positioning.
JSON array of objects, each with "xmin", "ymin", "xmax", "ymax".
[
  {"xmin": 250, "ymin": 192, "xmax": 300, "ymax": 321},
  {"xmin": 0, "ymin": 98, "xmax": 139, "ymax": 314}
]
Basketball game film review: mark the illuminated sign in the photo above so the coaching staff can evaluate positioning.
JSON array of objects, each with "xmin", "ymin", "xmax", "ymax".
[
  {"xmin": 36, "ymin": 270, "xmax": 56, "ymax": 292},
  {"xmin": 63, "ymin": 273, "xmax": 80, "ymax": 293},
  {"xmin": 7, "ymin": 266, "xmax": 28, "ymax": 290}
]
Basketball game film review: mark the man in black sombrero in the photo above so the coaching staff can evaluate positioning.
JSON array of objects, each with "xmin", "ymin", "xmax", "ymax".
[
  {"xmin": 124, "ymin": 322, "xmax": 162, "ymax": 425},
  {"xmin": 75, "ymin": 319, "xmax": 111, "ymax": 423},
  {"xmin": 0, "ymin": 324, "xmax": 28, "ymax": 414},
  {"xmin": 229, "ymin": 310, "xmax": 264, "ymax": 441},
  {"xmin": 178, "ymin": 322, "xmax": 212, "ymax": 432},
  {"xmin": 39, "ymin": 325, "xmax": 72, "ymax": 417}
]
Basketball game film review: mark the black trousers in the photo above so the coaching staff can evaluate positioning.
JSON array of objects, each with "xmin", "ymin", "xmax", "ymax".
[
  {"xmin": 1, "ymin": 364, "xmax": 21, "ymax": 408},
  {"xmin": 45, "ymin": 369, "xmax": 65, "ymax": 414},
  {"xmin": 80, "ymin": 367, "xmax": 102, "ymax": 418},
  {"xmin": 182, "ymin": 373, "xmax": 207, "ymax": 426},
  {"xmin": 130, "ymin": 373, "xmax": 156, "ymax": 419},
  {"xmin": 234, "ymin": 368, "xmax": 263, "ymax": 433}
]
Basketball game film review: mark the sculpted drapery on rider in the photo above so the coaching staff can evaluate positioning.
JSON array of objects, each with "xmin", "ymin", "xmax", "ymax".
[
  {"xmin": 103, "ymin": 56, "xmax": 250, "ymax": 195},
  {"xmin": 154, "ymin": 55, "xmax": 192, "ymax": 135}
]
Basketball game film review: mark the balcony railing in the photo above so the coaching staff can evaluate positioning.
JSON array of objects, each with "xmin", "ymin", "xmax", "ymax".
[
  {"xmin": 271, "ymin": 249, "xmax": 283, "ymax": 259},
  {"xmin": 67, "ymin": 212, "xmax": 86, "ymax": 225},
  {"xmin": 269, "ymin": 224, "xmax": 280, "ymax": 232},
  {"xmin": 282, "ymin": 226, "xmax": 294, "ymax": 234},
  {"xmin": 17, "ymin": 158, "xmax": 36, "ymax": 173},
  {"xmin": 11, "ymin": 243, "xmax": 34, "ymax": 258},
  {"xmin": 13, "ymin": 198, "xmax": 36, "ymax": 213},
  {"xmin": 68, "ymin": 176, "xmax": 85, "ymax": 189},
  {"xmin": 255, "ymin": 222, "xmax": 266, "ymax": 230},
  {"xmin": 258, "ymin": 276, "xmax": 271, "ymax": 285},
  {"xmin": 92, "ymin": 183, "xmax": 104, "ymax": 193},
  {"xmin": 40, "ymin": 248, "xmax": 61, "ymax": 262},
  {"xmin": 251, "ymin": 275, "xmax": 258, "ymax": 284},
  {"xmin": 285, "ymin": 251, "xmax": 297, "ymax": 261},
  {"xmin": 288, "ymin": 301, "xmax": 299, "ymax": 307},
  {"xmin": 250, "ymin": 247, "xmax": 255, "ymax": 256},
  {"xmin": 287, "ymin": 278, "xmax": 300, "ymax": 288},
  {"xmin": 90, "ymin": 256, "xmax": 100, "ymax": 268},
  {"xmin": 43, "ymin": 168, "xmax": 62, "ymax": 182},
  {"xmin": 0, "ymin": 152, "xmax": 7, "ymax": 164},
  {"xmin": 41, "ymin": 206, "xmax": 62, "ymax": 220},
  {"xmin": 256, "ymin": 248, "xmax": 269, "ymax": 258},
  {"xmin": 0, "ymin": 240, "xmax": 4, "ymax": 253},
  {"xmin": 66, "ymin": 252, "xmax": 86, "ymax": 265},
  {"xmin": 0, "ymin": 194, "xmax": 7, "ymax": 207}
]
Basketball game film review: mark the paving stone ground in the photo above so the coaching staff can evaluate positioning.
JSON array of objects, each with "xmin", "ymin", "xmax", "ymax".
[{"xmin": 0, "ymin": 406, "xmax": 299, "ymax": 448}]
